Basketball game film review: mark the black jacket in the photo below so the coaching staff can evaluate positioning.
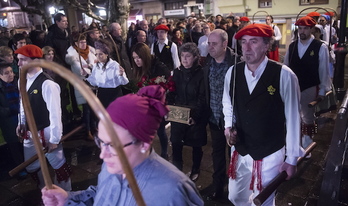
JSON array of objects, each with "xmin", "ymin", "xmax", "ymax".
[
  {"xmin": 167, "ymin": 64, "xmax": 208, "ymax": 146},
  {"xmin": 45, "ymin": 24, "xmax": 71, "ymax": 64}
]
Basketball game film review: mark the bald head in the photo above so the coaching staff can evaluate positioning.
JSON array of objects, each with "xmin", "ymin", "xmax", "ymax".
[{"xmin": 139, "ymin": 20, "xmax": 149, "ymax": 31}]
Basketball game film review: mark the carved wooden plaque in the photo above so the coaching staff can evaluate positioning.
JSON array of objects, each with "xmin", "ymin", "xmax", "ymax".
[{"xmin": 166, "ymin": 105, "xmax": 191, "ymax": 124}]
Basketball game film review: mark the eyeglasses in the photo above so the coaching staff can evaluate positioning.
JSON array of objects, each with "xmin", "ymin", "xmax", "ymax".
[{"xmin": 94, "ymin": 135, "xmax": 138, "ymax": 156}]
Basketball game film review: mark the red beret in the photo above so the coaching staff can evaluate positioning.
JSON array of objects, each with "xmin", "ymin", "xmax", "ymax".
[
  {"xmin": 106, "ymin": 85, "xmax": 169, "ymax": 143},
  {"xmin": 154, "ymin": 24, "xmax": 169, "ymax": 31},
  {"xmin": 240, "ymin": 16, "xmax": 250, "ymax": 22},
  {"xmin": 295, "ymin": 16, "xmax": 317, "ymax": 27},
  {"xmin": 15, "ymin": 45, "xmax": 43, "ymax": 58},
  {"xmin": 307, "ymin": 12, "xmax": 320, "ymax": 17},
  {"xmin": 234, "ymin": 24, "xmax": 273, "ymax": 40},
  {"xmin": 325, "ymin": 11, "xmax": 335, "ymax": 17}
]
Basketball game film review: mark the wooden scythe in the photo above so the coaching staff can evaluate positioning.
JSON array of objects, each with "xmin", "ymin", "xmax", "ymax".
[{"xmin": 19, "ymin": 60, "xmax": 145, "ymax": 206}]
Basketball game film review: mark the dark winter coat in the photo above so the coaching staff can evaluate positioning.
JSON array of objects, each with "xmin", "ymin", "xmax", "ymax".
[
  {"xmin": 167, "ymin": 64, "xmax": 208, "ymax": 146},
  {"xmin": 0, "ymin": 78, "xmax": 19, "ymax": 143},
  {"xmin": 45, "ymin": 24, "xmax": 71, "ymax": 64}
]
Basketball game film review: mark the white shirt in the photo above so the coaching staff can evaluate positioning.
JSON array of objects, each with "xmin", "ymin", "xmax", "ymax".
[
  {"xmin": 222, "ymin": 57, "xmax": 302, "ymax": 165},
  {"xmin": 87, "ymin": 59, "xmax": 129, "ymax": 88},
  {"xmin": 19, "ymin": 69, "xmax": 63, "ymax": 144},
  {"xmin": 198, "ymin": 35, "xmax": 209, "ymax": 57},
  {"xmin": 271, "ymin": 24, "xmax": 282, "ymax": 41},
  {"xmin": 150, "ymin": 38, "xmax": 180, "ymax": 70},
  {"xmin": 283, "ymin": 35, "xmax": 331, "ymax": 96}
]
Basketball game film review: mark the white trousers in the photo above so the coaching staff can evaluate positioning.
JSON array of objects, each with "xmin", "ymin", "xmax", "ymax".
[
  {"xmin": 228, "ymin": 146, "xmax": 285, "ymax": 206},
  {"xmin": 300, "ymin": 86, "xmax": 317, "ymax": 124},
  {"xmin": 23, "ymin": 129, "xmax": 70, "ymax": 190}
]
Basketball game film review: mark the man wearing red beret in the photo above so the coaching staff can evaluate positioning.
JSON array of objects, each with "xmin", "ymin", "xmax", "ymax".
[
  {"xmin": 284, "ymin": 17, "xmax": 331, "ymax": 150},
  {"xmin": 150, "ymin": 24, "xmax": 180, "ymax": 71},
  {"xmin": 15, "ymin": 44, "xmax": 72, "ymax": 191},
  {"xmin": 223, "ymin": 23, "xmax": 303, "ymax": 205}
]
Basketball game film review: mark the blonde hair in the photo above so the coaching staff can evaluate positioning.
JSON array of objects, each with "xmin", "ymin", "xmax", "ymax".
[
  {"xmin": 42, "ymin": 46, "xmax": 55, "ymax": 57},
  {"xmin": 0, "ymin": 46, "xmax": 13, "ymax": 57}
]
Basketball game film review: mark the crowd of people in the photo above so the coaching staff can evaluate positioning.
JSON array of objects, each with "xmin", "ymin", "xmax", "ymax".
[{"xmin": 0, "ymin": 10, "xmax": 340, "ymax": 205}]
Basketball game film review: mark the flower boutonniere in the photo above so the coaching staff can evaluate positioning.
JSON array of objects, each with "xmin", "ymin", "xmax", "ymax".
[{"xmin": 267, "ymin": 85, "xmax": 276, "ymax": 95}]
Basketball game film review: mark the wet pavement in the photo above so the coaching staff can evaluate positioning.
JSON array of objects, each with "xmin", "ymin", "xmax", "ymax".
[{"xmin": 0, "ymin": 109, "xmax": 347, "ymax": 206}]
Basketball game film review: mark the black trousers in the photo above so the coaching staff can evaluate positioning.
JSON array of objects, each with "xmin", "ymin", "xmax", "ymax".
[{"xmin": 209, "ymin": 122, "xmax": 230, "ymax": 194}]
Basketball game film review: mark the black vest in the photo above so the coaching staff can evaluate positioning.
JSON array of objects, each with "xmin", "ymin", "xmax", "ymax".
[
  {"xmin": 288, "ymin": 39, "xmax": 322, "ymax": 91},
  {"xmin": 230, "ymin": 61, "xmax": 285, "ymax": 160},
  {"xmin": 153, "ymin": 41, "xmax": 174, "ymax": 71},
  {"xmin": 27, "ymin": 73, "xmax": 51, "ymax": 131}
]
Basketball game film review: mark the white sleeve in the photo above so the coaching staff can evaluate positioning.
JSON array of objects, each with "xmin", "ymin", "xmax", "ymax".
[
  {"xmin": 42, "ymin": 80, "xmax": 62, "ymax": 144},
  {"xmin": 222, "ymin": 66, "xmax": 234, "ymax": 129},
  {"xmin": 280, "ymin": 66, "xmax": 303, "ymax": 165},
  {"xmin": 171, "ymin": 42, "xmax": 181, "ymax": 69},
  {"xmin": 116, "ymin": 63, "xmax": 129, "ymax": 86},
  {"xmin": 318, "ymin": 44, "xmax": 332, "ymax": 96},
  {"xmin": 273, "ymin": 25, "xmax": 282, "ymax": 41}
]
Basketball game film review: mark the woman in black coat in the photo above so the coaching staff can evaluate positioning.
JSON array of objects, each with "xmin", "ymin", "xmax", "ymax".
[
  {"xmin": 167, "ymin": 42, "xmax": 208, "ymax": 181},
  {"xmin": 130, "ymin": 43, "xmax": 170, "ymax": 159}
]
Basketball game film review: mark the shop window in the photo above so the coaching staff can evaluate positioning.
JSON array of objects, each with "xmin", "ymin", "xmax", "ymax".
[
  {"xmin": 165, "ymin": 2, "xmax": 185, "ymax": 10},
  {"xmin": 300, "ymin": 0, "xmax": 328, "ymax": 5},
  {"xmin": 259, "ymin": 0, "xmax": 272, "ymax": 8}
]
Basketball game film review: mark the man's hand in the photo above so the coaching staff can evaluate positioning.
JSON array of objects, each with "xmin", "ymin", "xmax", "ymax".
[
  {"xmin": 224, "ymin": 127, "xmax": 237, "ymax": 147},
  {"xmin": 16, "ymin": 124, "xmax": 26, "ymax": 142},
  {"xmin": 47, "ymin": 142, "xmax": 58, "ymax": 153},
  {"xmin": 42, "ymin": 184, "xmax": 68, "ymax": 206},
  {"xmin": 279, "ymin": 162, "xmax": 297, "ymax": 180}
]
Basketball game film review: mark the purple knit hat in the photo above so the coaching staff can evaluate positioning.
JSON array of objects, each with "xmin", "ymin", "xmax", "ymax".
[{"xmin": 106, "ymin": 85, "xmax": 169, "ymax": 143}]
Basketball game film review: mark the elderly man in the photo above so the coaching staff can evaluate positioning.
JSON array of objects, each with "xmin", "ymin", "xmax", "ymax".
[
  {"xmin": 223, "ymin": 24, "xmax": 303, "ymax": 205},
  {"xmin": 107, "ymin": 22, "xmax": 132, "ymax": 80},
  {"xmin": 150, "ymin": 24, "xmax": 180, "ymax": 71},
  {"xmin": 139, "ymin": 20, "xmax": 154, "ymax": 47},
  {"xmin": 15, "ymin": 45, "xmax": 72, "ymax": 191},
  {"xmin": 284, "ymin": 16, "xmax": 331, "ymax": 149},
  {"xmin": 203, "ymin": 29, "xmax": 238, "ymax": 201}
]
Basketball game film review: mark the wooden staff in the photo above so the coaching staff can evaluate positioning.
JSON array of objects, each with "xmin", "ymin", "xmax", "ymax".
[
  {"xmin": 20, "ymin": 60, "xmax": 146, "ymax": 206},
  {"xmin": 9, "ymin": 124, "xmax": 84, "ymax": 177},
  {"xmin": 253, "ymin": 142, "xmax": 317, "ymax": 206},
  {"xmin": 308, "ymin": 90, "xmax": 333, "ymax": 108}
]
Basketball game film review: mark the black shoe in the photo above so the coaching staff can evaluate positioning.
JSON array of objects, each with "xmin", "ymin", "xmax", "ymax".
[
  {"xmin": 206, "ymin": 192, "xmax": 224, "ymax": 202},
  {"xmin": 188, "ymin": 169, "xmax": 200, "ymax": 182}
]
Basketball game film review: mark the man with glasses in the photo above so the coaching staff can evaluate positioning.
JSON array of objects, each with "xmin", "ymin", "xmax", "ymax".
[{"xmin": 42, "ymin": 85, "xmax": 204, "ymax": 206}]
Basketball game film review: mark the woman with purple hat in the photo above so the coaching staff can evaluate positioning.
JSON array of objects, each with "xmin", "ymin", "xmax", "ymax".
[
  {"xmin": 82, "ymin": 39, "xmax": 129, "ymax": 108},
  {"xmin": 42, "ymin": 85, "xmax": 204, "ymax": 206}
]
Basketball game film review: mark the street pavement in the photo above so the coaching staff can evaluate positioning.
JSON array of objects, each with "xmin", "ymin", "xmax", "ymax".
[{"xmin": 0, "ymin": 109, "xmax": 347, "ymax": 206}]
